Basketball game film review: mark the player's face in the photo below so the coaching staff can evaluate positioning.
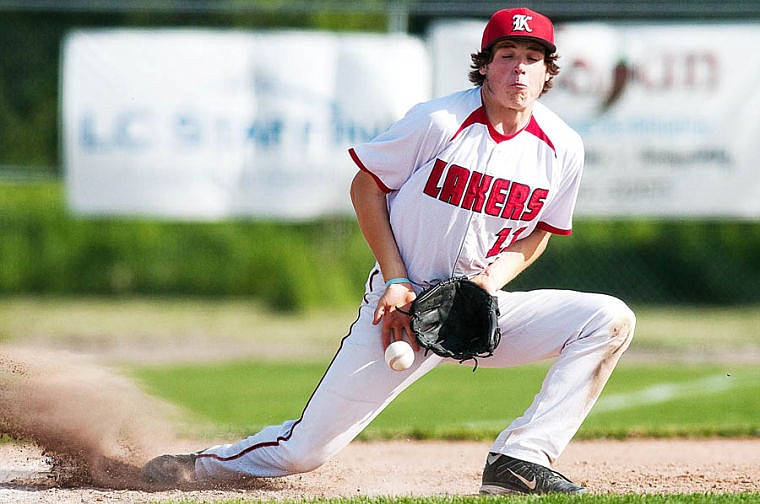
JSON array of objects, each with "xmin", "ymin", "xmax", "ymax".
[{"xmin": 479, "ymin": 40, "xmax": 548, "ymax": 113}]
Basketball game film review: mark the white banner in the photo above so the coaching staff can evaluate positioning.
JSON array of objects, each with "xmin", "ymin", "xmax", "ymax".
[
  {"xmin": 62, "ymin": 30, "xmax": 430, "ymax": 219},
  {"xmin": 64, "ymin": 24, "xmax": 760, "ymax": 219},
  {"xmin": 428, "ymin": 21, "xmax": 760, "ymax": 218}
]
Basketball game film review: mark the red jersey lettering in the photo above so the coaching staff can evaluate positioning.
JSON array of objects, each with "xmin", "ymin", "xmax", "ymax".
[
  {"xmin": 439, "ymin": 164, "xmax": 470, "ymax": 206},
  {"xmin": 423, "ymin": 158, "xmax": 550, "ymax": 223},
  {"xmin": 423, "ymin": 158, "xmax": 447, "ymax": 198},
  {"xmin": 522, "ymin": 188, "xmax": 548, "ymax": 221},
  {"xmin": 461, "ymin": 171, "xmax": 493, "ymax": 212},
  {"xmin": 485, "ymin": 178, "xmax": 510, "ymax": 216},
  {"xmin": 502, "ymin": 182, "xmax": 530, "ymax": 219}
]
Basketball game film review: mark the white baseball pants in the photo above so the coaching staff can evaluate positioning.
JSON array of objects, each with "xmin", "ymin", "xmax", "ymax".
[{"xmin": 195, "ymin": 284, "xmax": 634, "ymax": 480}]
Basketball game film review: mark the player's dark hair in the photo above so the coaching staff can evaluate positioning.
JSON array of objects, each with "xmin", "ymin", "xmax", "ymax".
[{"xmin": 468, "ymin": 41, "xmax": 560, "ymax": 95}]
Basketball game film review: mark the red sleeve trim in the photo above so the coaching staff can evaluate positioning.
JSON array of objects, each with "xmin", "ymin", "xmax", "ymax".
[
  {"xmin": 537, "ymin": 221, "xmax": 572, "ymax": 236},
  {"xmin": 348, "ymin": 148, "xmax": 393, "ymax": 194}
]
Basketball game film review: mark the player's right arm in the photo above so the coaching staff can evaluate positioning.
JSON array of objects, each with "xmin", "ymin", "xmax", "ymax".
[{"xmin": 350, "ymin": 170, "xmax": 418, "ymax": 350}]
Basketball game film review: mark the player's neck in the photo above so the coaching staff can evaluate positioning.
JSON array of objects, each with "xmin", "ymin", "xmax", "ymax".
[
  {"xmin": 487, "ymin": 110, "xmax": 531, "ymax": 136},
  {"xmin": 480, "ymin": 87, "xmax": 533, "ymax": 136}
]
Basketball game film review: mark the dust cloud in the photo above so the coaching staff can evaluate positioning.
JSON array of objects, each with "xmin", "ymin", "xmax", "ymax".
[{"xmin": 0, "ymin": 344, "xmax": 186, "ymax": 489}]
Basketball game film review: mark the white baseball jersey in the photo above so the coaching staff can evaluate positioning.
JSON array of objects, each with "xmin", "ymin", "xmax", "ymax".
[{"xmin": 349, "ymin": 87, "xmax": 584, "ymax": 283}]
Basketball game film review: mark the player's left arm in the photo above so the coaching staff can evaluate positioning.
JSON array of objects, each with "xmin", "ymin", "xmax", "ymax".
[{"xmin": 470, "ymin": 228, "xmax": 551, "ymax": 294}]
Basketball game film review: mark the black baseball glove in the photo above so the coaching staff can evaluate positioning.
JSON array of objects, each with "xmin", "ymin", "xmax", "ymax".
[{"xmin": 404, "ymin": 276, "xmax": 501, "ymax": 369}]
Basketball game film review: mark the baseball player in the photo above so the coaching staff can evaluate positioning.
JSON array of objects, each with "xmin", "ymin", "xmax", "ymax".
[{"xmin": 143, "ymin": 7, "xmax": 635, "ymax": 495}]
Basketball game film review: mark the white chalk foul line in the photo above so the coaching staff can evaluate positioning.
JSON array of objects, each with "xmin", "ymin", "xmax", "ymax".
[
  {"xmin": 592, "ymin": 373, "xmax": 739, "ymax": 414},
  {"xmin": 454, "ymin": 372, "xmax": 747, "ymax": 430}
]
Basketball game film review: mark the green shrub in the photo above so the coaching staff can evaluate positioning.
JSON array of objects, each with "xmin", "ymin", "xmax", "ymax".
[{"xmin": 2, "ymin": 181, "xmax": 759, "ymax": 309}]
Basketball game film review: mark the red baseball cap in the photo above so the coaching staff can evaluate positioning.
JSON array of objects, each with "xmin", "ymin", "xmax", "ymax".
[{"xmin": 481, "ymin": 8, "xmax": 556, "ymax": 54}]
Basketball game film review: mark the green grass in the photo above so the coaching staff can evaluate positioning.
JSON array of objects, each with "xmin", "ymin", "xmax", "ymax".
[
  {"xmin": 5, "ymin": 296, "xmax": 760, "ymax": 440},
  {"xmin": 630, "ymin": 304, "xmax": 760, "ymax": 353},
  {"xmin": 0, "ymin": 296, "xmax": 354, "ymax": 357},
  {"xmin": 131, "ymin": 360, "xmax": 760, "ymax": 441},
  {"xmin": 3, "ymin": 299, "xmax": 760, "ymax": 361}
]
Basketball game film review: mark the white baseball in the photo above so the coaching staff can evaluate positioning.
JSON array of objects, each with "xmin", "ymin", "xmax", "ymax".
[{"xmin": 384, "ymin": 340, "xmax": 415, "ymax": 371}]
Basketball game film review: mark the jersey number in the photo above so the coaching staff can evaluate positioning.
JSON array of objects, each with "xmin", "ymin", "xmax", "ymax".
[{"xmin": 487, "ymin": 227, "xmax": 528, "ymax": 258}]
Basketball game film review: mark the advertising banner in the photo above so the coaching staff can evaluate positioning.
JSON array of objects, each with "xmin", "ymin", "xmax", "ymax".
[
  {"xmin": 429, "ymin": 21, "xmax": 760, "ymax": 218},
  {"xmin": 62, "ymin": 30, "xmax": 430, "ymax": 219}
]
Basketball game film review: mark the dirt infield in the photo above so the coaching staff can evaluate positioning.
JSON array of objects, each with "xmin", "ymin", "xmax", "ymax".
[{"xmin": 2, "ymin": 437, "xmax": 760, "ymax": 502}]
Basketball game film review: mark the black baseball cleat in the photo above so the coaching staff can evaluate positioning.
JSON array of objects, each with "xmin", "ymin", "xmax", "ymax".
[
  {"xmin": 480, "ymin": 452, "xmax": 586, "ymax": 495},
  {"xmin": 141, "ymin": 453, "xmax": 197, "ymax": 486}
]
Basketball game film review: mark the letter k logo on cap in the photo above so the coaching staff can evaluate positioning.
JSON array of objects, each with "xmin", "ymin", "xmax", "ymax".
[{"xmin": 512, "ymin": 14, "xmax": 533, "ymax": 32}]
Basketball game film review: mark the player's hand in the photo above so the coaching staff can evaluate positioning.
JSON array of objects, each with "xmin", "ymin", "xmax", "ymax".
[
  {"xmin": 469, "ymin": 271, "xmax": 499, "ymax": 295},
  {"xmin": 373, "ymin": 283, "xmax": 418, "ymax": 351}
]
